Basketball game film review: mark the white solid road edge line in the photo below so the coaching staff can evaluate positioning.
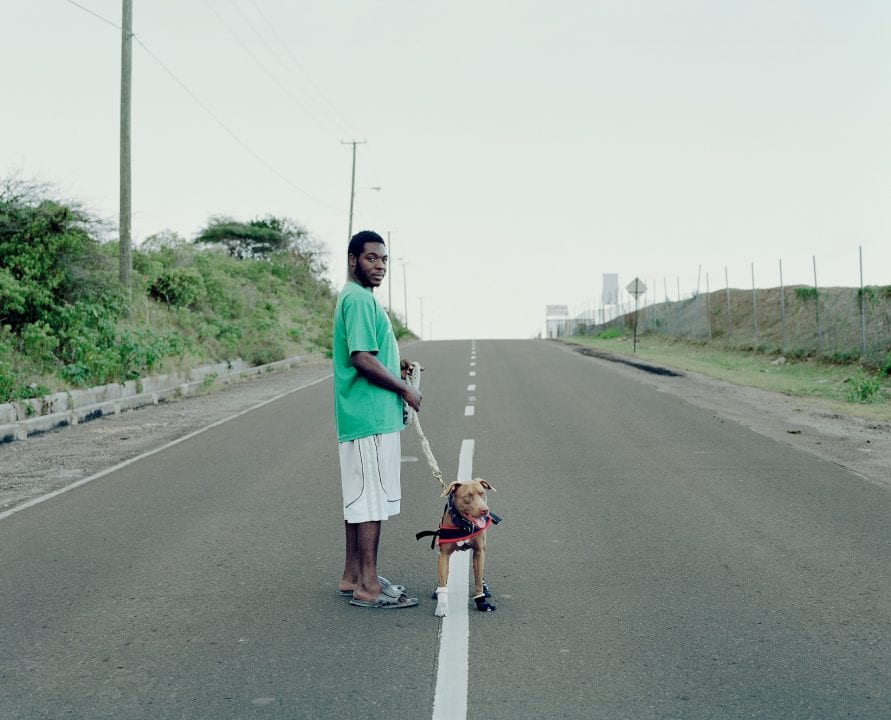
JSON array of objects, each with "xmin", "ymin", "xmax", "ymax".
[
  {"xmin": 0, "ymin": 374, "xmax": 333, "ymax": 523},
  {"xmin": 431, "ymin": 438, "xmax": 474, "ymax": 720}
]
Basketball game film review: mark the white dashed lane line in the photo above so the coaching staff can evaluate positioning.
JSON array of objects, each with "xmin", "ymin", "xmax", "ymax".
[
  {"xmin": 431, "ymin": 438, "xmax": 475, "ymax": 720},
  {"xmin": 432, "ymin": 342, "xmax": 479, "ymax": 719}
]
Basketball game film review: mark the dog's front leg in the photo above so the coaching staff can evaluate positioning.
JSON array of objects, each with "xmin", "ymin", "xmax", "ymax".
[
  {"xmin": 472, "ymin": 539, "xmax": 495, "ymax": 612},
  {"xmin": 435, "ymin": 549, "xmax": 451, "ymax": 617}
]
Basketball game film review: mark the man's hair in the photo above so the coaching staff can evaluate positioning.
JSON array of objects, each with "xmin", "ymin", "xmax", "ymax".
[{"xmin": 348, "ymin": 230, "xmax": 385, "ymax": 258}]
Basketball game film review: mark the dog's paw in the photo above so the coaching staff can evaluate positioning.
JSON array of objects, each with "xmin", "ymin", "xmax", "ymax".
[
  {"xmin": 435, "ymin": 587, "xmax": 449, "ymax": 617},
  {"xmin": 474, "ymin": 594, "xmax": 496, "ymax": 612}
]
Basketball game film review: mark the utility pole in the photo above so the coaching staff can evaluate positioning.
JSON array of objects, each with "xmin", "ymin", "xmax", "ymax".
[
  {"xmin": 386, "ymin": 230, "xmax": 396, "ymax": 314},
  {"xmin": 342, "ymin": 139, "xmax": 366, "ymax": 241},
  {"xmin": 119, "ymin": 0, "xmax": 133, "ymax": 297},
  {"xmin": 419, "ymin": 297, "xmax": 424, "ymax": 341},
  {"xmin": 400, "ymin": 260, "xmax": 409, "ymax": 330}
]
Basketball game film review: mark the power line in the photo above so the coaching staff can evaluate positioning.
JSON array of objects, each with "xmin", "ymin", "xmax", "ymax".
[
  {"xmin": 60, "ymin": 0, "xmax": 341, "ymax": 213},
  {"xmin": 204, "ymin": 1, "xmax": 333, "ymax": 136},
  {"xmin": 133, "ymin": 36, "xmax": 339, "ymax": 210},
  {"xmin": 62, "ymin": 0, "xmax": 120, "ymax": 30},
  {"xmin": 243, "ymin": 0, "xmax": 356, "ymax": 138}
]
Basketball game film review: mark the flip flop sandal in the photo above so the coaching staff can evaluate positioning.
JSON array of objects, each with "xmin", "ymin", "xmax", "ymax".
[
  {"xmin": 337, "ymin": 576, "xmax": 405, "ymax": 597},
  {"xmin": 350, "ymin": 583, "xmax": 419, "ymax": 609}
]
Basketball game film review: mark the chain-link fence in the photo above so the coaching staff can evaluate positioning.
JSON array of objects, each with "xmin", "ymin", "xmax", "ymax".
[{"xmin": 552, "ymin": 285, "xmax": 891, "ymax": 366}]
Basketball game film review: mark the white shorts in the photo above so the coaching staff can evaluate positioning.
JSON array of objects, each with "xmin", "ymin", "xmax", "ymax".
[{"xmin": 339, "ymin": 432, "xmax": 402, "ymax": 523}]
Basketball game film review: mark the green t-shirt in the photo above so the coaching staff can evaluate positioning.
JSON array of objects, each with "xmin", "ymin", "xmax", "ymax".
[{"xmin": 332, "ymin": 281, "xmax": 404, "ymax": 442}]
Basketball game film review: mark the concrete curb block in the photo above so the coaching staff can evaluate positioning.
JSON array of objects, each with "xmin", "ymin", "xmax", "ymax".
[{"xmin": 0, "ymin": 355, "xmax": 309, "ymax": 445}]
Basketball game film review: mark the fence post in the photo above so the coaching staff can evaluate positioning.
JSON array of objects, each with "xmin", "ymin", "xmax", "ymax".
[
  {"xmin": 860, "ymin": 246, "xmax": 866, "ymax": 358},
  {"xmin": 752, "ymin": 262, "xmax": 759, "ymax": 342},
  {"xmin": 676, "ymin": 276, "xmax": 681, "ymax": 336},
  {"xmin": 779, "ymin": 258, "xmax": 786, "ymax": 352},
  {"xmin": 706, "ymin": 273, "xmax": 712, "ymax": 341},
  {"xmin": 813, "ymin": 255, "xmax": 822, "ymax": 352},
  {"xmin": 725, "ymin": 266, "xmax": 732, "ymax": 340}
]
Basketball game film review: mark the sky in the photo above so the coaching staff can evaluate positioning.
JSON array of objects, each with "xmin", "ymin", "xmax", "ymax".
[{"xmin": 3, "ymin": 1, "xmax": 890, "ymax": 340}]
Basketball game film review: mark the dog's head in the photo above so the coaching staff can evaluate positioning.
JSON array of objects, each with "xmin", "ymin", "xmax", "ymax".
[{"xmin": 442, "ymin": 478, "xmax": 495, "ymax": 530}]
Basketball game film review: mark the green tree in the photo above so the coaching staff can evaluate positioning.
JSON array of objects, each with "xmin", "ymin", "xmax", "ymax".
[
  {"xmin": 0, "ymin": 177, "xmax": 117, "ymax": 331},
  {"xmin": 195, "ymin": 215, "xmax": 325, "ymax": 272}
]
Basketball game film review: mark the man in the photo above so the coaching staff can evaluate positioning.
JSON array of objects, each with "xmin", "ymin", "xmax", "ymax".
[{"xmin": 332, "ymin": 230, "xmax": 422, "ymax": 609}]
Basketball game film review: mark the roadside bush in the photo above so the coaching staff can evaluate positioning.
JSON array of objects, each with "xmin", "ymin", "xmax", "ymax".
[
  {"xmin": 1, "ymin": 180, "xmax": 338, "ymax": 402},
  {"xmin": 149, "ymin": 267, "xmax": 205, "ymax": 308},
  {"xmin": 845, "ymin": 370, "xmax": 882, "ymax": 404},
  {"xmin": 597, "ymin": 328, "xmax": 624, "ymax": 340},
  {"xmin": 0, "ymin": 327, "xmax": 17, "ymax": 399},
  {"xmin": 239, "ymin": 335, "xmax": 286, "ymax": 366},
  {"xmin": 794, "ymin": 287, "xmax": 819, "ymax": 301},
  {"xmin": 829, "ymin": 350, "xmax": 861, "ymax": 365},
  {"xmin": 21, "ymin": 320, "xmax": 58, "ymax": 369},
  {"xmin": 0, "ymin": 179, "xmax": 115, "ymax": 330}
]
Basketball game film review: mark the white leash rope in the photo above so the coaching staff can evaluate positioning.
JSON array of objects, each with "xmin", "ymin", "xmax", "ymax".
[{"xmin": 404, "ymin": 361, "xmax": 447, "ymax": 490}]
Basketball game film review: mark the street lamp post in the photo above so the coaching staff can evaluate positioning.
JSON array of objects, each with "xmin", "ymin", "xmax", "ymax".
[
  {"xmin": 398, "ymin": 259, "xmax": 409, "ymax": 330},
  {"xmin": 419, "ymin": 297, "xmax": 424, "ymax": 341}
]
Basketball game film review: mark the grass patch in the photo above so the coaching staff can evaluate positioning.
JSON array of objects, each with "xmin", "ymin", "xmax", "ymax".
[{"xmin": 565, "ymin": 334, "xmax": 891, "ymax": 421}]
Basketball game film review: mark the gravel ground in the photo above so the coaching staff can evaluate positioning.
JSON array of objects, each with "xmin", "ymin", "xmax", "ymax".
[{"xmin": 1, "ymin": 344, "xmax": 888, "ymax": 517}]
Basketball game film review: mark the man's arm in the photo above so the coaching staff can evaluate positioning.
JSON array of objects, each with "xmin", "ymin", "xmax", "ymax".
[{"xmin": 351, "ymin": 351, "xmax": 422, "ymax": 412}]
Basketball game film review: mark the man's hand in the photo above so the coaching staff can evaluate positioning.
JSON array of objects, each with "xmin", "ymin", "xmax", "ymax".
[
  {"xmin": 400, "ymin": 359, "xmax": 424, "ymax": 380},
  {"xmin": 403, "ymin": 386, "xmax": 422, "ymax": 413},
  {"xmin": 352, "ymin": 351, "xmax": 422, "ymax": 412}
]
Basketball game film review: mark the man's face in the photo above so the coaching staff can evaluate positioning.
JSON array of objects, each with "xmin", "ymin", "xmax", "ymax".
[{"xmin": 349, "ymin": 242, "xmax": 388, "ymax": 289}]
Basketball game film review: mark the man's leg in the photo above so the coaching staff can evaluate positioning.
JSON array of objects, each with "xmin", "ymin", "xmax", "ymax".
[
  {"xmin": 338, "ymin": 433, "xmax": 405, "ymax": 599},
  {"xmin": 339, "ymin": 521, "xmax": 360, "ymax": 592},
  {"xmin": 347, "ymin": 520, "xmax": 382, "ymax": 603}
]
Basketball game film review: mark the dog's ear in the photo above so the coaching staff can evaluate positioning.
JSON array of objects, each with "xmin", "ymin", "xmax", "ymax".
[
  {"xmin": 476, "ymin": 478, "xmax": 496, "ymax": 492},
  {"xmin": 441, "ymin": 481, "xmax": 462, "ymax": 498}
]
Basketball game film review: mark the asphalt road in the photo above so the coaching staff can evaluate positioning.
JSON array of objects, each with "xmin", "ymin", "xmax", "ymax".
[{"xmin": 1, "ymin": 339, "xmax": 889, "ymax": 719}]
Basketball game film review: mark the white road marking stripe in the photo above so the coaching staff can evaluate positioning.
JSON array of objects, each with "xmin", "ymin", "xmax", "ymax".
[
  {"xmin": 0, "ymin": 375, "xmax": 333, "ymax": 522},
  {"xmin": 464, "ymin": 406, "xmax": 475, "ymax": 416},
  {"xmin": 432, "ymin": 439, "xmax": 474, "ymax": 720},
  {"xmin": 467, "ymin": 384, "xmax": 476, "ymax": 392},
  {"xmin": 468, "ymin": 371, "xmax": 476, "ymax": 377}
]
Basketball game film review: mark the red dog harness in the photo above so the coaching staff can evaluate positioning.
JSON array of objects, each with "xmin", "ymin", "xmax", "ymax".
[{"xmin": 415, "ymin": 495, "xmax": 502, "ymax": 549}]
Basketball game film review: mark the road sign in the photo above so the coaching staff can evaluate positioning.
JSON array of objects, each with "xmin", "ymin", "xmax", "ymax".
[
  {"xmin": 626, "ymin": 278, "xmax": 647, "ymax": 353},
  {"xmin": 626, "ymin": 278, "xmax": 646, "ymax": 298}
]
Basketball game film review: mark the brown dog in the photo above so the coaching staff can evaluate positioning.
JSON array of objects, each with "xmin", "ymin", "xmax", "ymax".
[{"xmin": 431, "ymin": 478, "xmax": 498, "ymax": 617}]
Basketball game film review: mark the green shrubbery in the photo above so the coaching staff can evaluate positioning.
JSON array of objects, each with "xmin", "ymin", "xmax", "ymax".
[
  {"xmin": 794, "ymin": 287, "xmax": 819, "ymax": 301},
  {"xmin": 846, "ymin": 370, "xmax": 883, "ymax": 404},
  {"xmin": 0, "ymin": 177, "xmax": 359, "ymax": 404}
]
